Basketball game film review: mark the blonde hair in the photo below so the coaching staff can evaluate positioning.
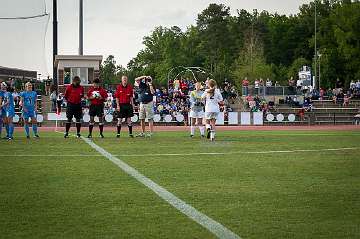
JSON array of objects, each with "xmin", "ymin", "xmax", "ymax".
[
  {"xmin": 25, "ymin": 82, "xmax": 33, "ymax": 90},
  {"xmin": 207, "ymin": 79, "xmax": 217, "ymax": 96}
]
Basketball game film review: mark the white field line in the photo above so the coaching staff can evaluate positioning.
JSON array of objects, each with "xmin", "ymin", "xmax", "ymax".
[
  {"xmin": 2, "ymin": 147, "xmax": 358, "ymax": 158},
  {"xmin": 113, "ymin": 147, "xmax": 360, "ymax": 157},
  {"xmin": 81, "ymin": 136, "xmax": 241, "ymax": 239}
]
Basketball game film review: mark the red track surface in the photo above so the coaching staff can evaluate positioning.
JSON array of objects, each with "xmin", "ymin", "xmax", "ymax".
[{"xmin": 22, "ymin": 125, "xmax": 360, "ymax": 132}]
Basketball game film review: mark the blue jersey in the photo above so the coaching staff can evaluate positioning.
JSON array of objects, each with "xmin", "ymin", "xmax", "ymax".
[
  {"xmin": 20, "ymin": 91, "xmax": 37, "ymax": 111},
  {"xmin": 3, "ymin": 91, "xmax": 15, "ymax": 112}
]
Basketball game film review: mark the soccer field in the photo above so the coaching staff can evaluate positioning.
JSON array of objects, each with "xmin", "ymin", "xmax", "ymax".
[{"xmin": 0, "ymin": 129, "xmax": 359, "ymax": 239}]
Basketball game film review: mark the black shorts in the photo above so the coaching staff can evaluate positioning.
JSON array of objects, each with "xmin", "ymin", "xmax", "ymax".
[
  {"xmin": 89, "ymin": 104, "xmax": 104, "ymax": 117},
  {"xmin": 66, "ymin": 103, "xmax": 83, "ymax": 121},
  {"xmin": 117, "ymin": 104, "xmax": 134, "ymax": 119}
]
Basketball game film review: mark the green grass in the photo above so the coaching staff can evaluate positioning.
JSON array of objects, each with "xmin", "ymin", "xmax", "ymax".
[{"xmin": 0, "ymin": 130, "xmax": 359, "ymax": 238}]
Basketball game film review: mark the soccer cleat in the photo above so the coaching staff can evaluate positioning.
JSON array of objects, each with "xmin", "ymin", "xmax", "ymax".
[
  {"xmin": 34, "ymin": 135, "xmax": 40, "ymax": 138},
  {"xmin": 26, "ymin": 135, "xmax": 30, "ymax": 139},
  {"xmin": 116, "ymin": 134, "xmax": 121, "ymax": 138},
  {"xmin": 190, "ymin": 135, "xmax": 194, "ymax": 138},
  {"xmin": 146, "ymin": 133, "xmax": 153, "ymax": 138},
  {"xmin": 87, "ymin": 134, "xmax": 92, "ymax": 139},
  {"xmin": 201, "ymin": 134, "xmax": 205, "ymax": 138},
  {"xmin": 64, "ymin": 133, "xmax": 69, "ymax": 138},
  {"xmin": 76, "ymin": 134, "xmax": 81, "ymax": 138},
  {"xmin": 136, "ymin": 133, "xmax": 145, "ymax": 138},
  {"xmin": 100, "ymin": 134, "xmax": 104, "ymax": 138},
  {"xmin": 7, "ymin": 137, "xmax": 13, "ymax": 141},
  {"xmin": 129, "ymin": 134, "xmax": 134, "ymax": 138}
]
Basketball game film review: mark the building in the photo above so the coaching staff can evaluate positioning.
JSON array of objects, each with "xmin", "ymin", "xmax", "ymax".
[
  {"xmin": 54, "ymin": 55, "xmax": 102, "ymax": 93},
  {"xmin": 0, "ymin": 66, "xmax": 37, "ymax": 82}
]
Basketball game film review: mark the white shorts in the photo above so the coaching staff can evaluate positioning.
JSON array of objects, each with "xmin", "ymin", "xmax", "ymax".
[
  {"xmin": 205, "ymin": 112, "xmax": 219, "ymax": 120},
  {"xmin": 189, "ymin": 110, "xmax": 204, "ymax": 119}
]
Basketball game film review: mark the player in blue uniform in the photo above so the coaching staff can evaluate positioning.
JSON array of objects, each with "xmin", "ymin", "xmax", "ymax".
[
  {"xmin": 19, "ymin": 82, "xmax": 39, "ymax": 138},
  {"xmin": 1, "ymin": 82, "xmax": 15, "ymax": 140},
  {"xmin": 0, "ymin": 82, "xmax": 5, "ymax": 138}
]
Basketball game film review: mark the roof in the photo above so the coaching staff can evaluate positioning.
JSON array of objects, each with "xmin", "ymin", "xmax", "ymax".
[
  {"xmin": 0, "ymin": 66, "xmax": 37, "ymax": 79},
  {"xmin": 54, "ymin": 55, "xmax": 103, "ymax": 67}
]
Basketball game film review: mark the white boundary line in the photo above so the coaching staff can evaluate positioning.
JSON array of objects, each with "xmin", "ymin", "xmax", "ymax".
[
  {"xmin": 2, "ymin": 147, "xmax": 358, "ymax": 158},
  {"xmin": 81, "ymin": 136, "xmax": 241, "ymax": 239}
]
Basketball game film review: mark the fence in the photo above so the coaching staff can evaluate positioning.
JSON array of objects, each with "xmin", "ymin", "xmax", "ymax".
[{"xmin": 242, "ymin": 86, "xmax": 303, "ymax": 97}]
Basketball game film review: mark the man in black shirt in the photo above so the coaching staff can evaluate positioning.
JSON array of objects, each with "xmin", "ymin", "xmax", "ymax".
[{"xmin": 135, "ymin": 76, "xmax": 155, "ymax": 137}]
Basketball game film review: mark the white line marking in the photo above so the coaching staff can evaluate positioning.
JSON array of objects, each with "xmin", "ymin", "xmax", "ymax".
[
  {"xmin": 2, "ymin": 147, "xmax": 358, "ymax": 158},
  {"xmin": 114, "ymin": 147, "xmax": 360, "ymax": 157},
  {"xmin": 81, "ymin": 136, "xmax": 241, "ymax": 239}
]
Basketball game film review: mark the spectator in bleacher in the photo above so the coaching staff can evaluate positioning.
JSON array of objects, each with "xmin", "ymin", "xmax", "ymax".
[
  {"xmin": 254, "ymin": 79, "xmax": 260, "ymax": 95},
  {"xmin": 350, "ymin": 80, "xmax": 356, "ymax": 90},
  {"xmin": 242, "ymin": 77, "xmax": 249, "ymax": 96},
  {"xmin": 336, "ymin": 78, "xmax": 343, "ymax": 89},
  {"xmin": 266, "ymin": 78, "xmax": 272, "ymax": 87},
  {"xmin": 320, "ymin": 88, "xmax": 325, "ymax": 101},
  {"xmin": 335, "ymin": 89, "xmax": 345, "ymax": 105},
  {"xmin": 343, "ymin": 93, "xmax": 350, "ymax": 107},
  {"xmin": 288, "ymin": 77, "xmax": 296, "ymax": 94}
]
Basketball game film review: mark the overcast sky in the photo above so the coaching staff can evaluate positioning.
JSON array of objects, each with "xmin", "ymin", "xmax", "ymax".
[{"xmin": 0, "ymin": 0, "xmax": 311, "ymax": 77}]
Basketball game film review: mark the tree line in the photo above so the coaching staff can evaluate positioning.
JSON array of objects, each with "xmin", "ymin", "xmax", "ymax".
[{"xmin": 100, "ymin": 0, "xmax": 360, "ymax": 90}]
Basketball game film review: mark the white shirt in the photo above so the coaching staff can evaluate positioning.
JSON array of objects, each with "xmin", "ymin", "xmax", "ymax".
[{"xmin": 202, "ymin": 89, "xmax": 223, "ymax": 113}]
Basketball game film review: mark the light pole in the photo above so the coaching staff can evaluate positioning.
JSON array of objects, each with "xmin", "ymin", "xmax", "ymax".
[
  {"xmin": 314, "ymin": 0, "xmax": 317, "ymax": 89},
  {"xmin": 318, "ymin": 52, "xmax": 322, "ymax": 90}
]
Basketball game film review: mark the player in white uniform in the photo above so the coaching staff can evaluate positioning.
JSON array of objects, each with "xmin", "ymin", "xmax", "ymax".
[
  {"xmin": 201, "ymin": 79, "xmax": 223, "ymax": 141},
  {"xmin": 189, "ymin": 82, "xmax": 205, "ymax": 138}
]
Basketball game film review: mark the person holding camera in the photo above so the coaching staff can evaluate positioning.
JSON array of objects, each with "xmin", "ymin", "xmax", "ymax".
[
  {"xmin": 189, "ymin": 82, "xmax": 205, "ymax": 138},
  {"xmin": 114, "ymin": 76, "xmax": 134, "ymax": 138},
  {"xmin": 134, "ymin": 75, "xmax": 155, "ymax": 137},
  {"xmin": 87, "ymin": 78, "xmax": 108, "ymax": 138},
  {"xmin": 64, "ymin": 76, "xmax": 84, "ymax": 138}
]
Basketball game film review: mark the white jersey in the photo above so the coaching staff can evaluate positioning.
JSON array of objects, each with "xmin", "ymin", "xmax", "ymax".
[{"xmin": 202, "ymin": 89, "xmax": 223, "ymax": 113}]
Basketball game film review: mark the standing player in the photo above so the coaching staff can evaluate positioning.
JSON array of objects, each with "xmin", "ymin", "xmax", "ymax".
[
  {"xmin": 114, "ymin": 76, "xmax": 134, "ymax": 138},
  {"xmin": 202, "ymin": 79, "xmax": 223, "ymax": 141},
  {"xmin": 189, "ymin": 82, "xmax": 205, "ymax": 138},
  {"xmin": 19, "ymin": 82, "xmax": 39, "ymax": 138},
  {"xmin": 87, "ymin": 78, "xmax": 107, "ymax": 138},
  {"xmin": 1, "ymin": 82, "xmax": 15, "ymax": 140},
  {"xmin": 0, "ymin": 82, "xmax": 5, "ymax": 138},
  {"xmin": 64, "ymin": 76, "xmax": 84, "ymax": 138}
]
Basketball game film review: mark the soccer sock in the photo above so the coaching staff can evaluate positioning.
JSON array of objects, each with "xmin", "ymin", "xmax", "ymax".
[
  {"xmin": 190, "ymin": 126, "xmax": 195, "ymax": 136},
  {"xmin": 32, "ymin": 124, "xmax": 38, "ymax": 136},
  {"xmin": 65, "ymin": 122, "xmax": 71, "ymax": 133},
  {"xmin": 128, "ymin": 124, "xmax": 133, "ymax": 135},
  {"xmin": 117, "ymin": 124, "xmax": 121, "ymax": 134},
  {"xmin": 210, "ymin": 130, "xmax": 216, "ymax": 140},
  {"xmin": 5, "ymin": 124, "xmax": 9, "ymax": 137},
  {"xmin": 89, "ymin": 124, "xmax": 94, "ymax": 135},
  {"xmin": 24, "ymin": 124, "xmax": 30, "ymax": 136},
  {"xmin": 99, "ymin": 123, "xmax": 104, "ymax": 135},
  {"xmin": 9, "ymin": 123, "xmax": 14, "ymax": 138},
  {"xmin": 76, "ymin": 123, "xmax": 81, "ymax": 135},
  {"xmin": 199, "ymin": 126, "xmax": 205, "ymax": 136},
  {"xmin": 0, "ymin": 119, "xmax": 2, "ymax": 137}
]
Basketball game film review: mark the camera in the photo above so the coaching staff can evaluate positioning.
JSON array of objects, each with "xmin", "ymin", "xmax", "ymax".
[{"xmin": 141, "ymin": 76, "xmax": 152, "ymax": 84}]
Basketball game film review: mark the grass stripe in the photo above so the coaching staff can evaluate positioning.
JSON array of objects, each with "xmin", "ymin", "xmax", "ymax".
[{"xmin": 81, "ymin": 136, "xmax": 241, "ymax": 239}]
